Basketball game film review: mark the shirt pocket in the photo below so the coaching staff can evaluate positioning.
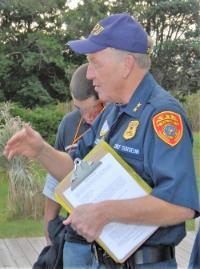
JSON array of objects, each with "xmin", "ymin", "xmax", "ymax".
[
  {"xmin": 113, "ymin": 140, "xmax": 143, "ymax": 160},
  {"xmin": 112, "ymin": 142, "xmax": 144, "ymax": 176}
]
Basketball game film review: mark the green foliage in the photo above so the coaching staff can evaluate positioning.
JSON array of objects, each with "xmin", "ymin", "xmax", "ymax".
[
  {"xmin": 183, "ymin": 92, "xmax": 200, "ymax": 132},
  {"xmin": 152, "ymin": 38, "xmax": 200, "ymax": 94},
  {"xmin": 18, "ymin": 76, "xmax": 54, "ymax": 107},
  {"xmin": 0, "ymin": 217, "xmax": 44, "ymax": 238},
  {"xmin": 0, "ymin": 0, "xmax": 71, "ymax": 107},
  {"xmin": 0, "ymin": 177, "xmax": 44, "ymax": 238},
  {"xmin": 9, "ymin": 102, "xmax": 68, "ymax": 145},
  {"xmin": 0, "ymin": 0, "xmax": 199, "ymax": 107},
  {"xmin": 0, "ymin": 103, "xmax": 44, "ymax": 219}
]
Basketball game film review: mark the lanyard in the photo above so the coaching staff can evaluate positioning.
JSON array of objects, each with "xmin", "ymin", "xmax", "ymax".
[
  {"xmin": 71, "ymin": 116, "xmax": 84, "ymax": 146},
  {"xmin": 69, "ymin": 103, "xmax": 105, "ymax": 151}
]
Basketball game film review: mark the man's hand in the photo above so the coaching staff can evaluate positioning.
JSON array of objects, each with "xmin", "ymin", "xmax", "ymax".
[
  {"xmin": 63, "ymin": 203, "xmax": 108, "ymax": 242},
  {"xmin": 4, "ymin": 124, "xmax": 45, "ymax": 160}
]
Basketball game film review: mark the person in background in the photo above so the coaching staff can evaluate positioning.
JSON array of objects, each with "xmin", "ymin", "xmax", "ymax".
[
  {"xmin": 43, "ymin": 63, "xmax": 104, "ymax": 244},
  {"xmin": 4, "ymin": 13, "xmax": 200, "ymax": 269}
]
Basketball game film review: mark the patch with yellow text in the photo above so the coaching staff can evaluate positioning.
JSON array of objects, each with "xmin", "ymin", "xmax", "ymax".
[
  {"xmin": 152, "ymin": 111, "xmax": 183, "ymax": 146},
  {"xmin": 91, "ymin": 23, "xmax": 104, "ymax": 35}
]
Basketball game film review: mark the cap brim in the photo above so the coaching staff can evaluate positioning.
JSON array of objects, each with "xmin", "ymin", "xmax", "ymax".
[{"xmin": 68, "ymin": 39, "xmax": 106, "ymax": 54}]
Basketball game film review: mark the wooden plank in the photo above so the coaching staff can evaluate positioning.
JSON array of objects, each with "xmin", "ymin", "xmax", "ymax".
[
  {"xmin": 0, "ymin": 232, "xmax": 196, "ymax": 268},
  {"xmin": 0, "ymin": 239, "xmax": 16, "ymax": 267},
  {"xmin": 4, "ymin": 238, "xmax": 31, "ymax": 268},
  {"xmin": 16, "ymin": 237, "xmax": 39, "ymax": 266},
  {"xmin": 27, "ymin": 237, "xmax": 46, "ymax": 255},
  {"xmin": 176, "ymin": 231, "xmax": 195, "ymax": 269}
]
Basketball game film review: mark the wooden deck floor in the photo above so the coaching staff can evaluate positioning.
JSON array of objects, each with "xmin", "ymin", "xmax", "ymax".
[{"xmin": 0, "ymin": 232, "xmax": 196, "ymax": 268}]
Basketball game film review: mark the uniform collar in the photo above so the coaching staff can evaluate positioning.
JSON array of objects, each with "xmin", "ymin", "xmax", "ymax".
[{"xmin": 118, "ymin": 73, "xmax": 155, "ymax": 118}]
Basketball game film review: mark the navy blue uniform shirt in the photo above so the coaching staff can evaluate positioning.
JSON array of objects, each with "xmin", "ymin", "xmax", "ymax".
[
  {"xmin": 55, "ymin": 109, "xmax": 90, "ymax": 151},
  {"xmin": 70, "ymin": 73, "xmax": 200, "ymax": 246}
]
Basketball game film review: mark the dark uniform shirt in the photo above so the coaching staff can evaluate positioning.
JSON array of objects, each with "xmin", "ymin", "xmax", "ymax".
[
  {"xmin": 43, "ymin": 109, "xmax": 90, "ymax": 200},
  {"xmin": 55, "ymin": 109, "xmax": 90, "ymax": 151},
  {"xmin": 70, "ymin": 73, "xmax": 200, "ymax": 246}
]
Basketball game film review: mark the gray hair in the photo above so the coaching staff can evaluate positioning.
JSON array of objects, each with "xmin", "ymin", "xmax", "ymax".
[
  {"xmin": 70, "ymin": 63, "xmax": 98, "ymax": 101},
  {"xmin": 111, "ymin": 36, "xmax": 153, "ymax": 70},
  {"xmin": 131, "ymin": 53, "xmax": 151, "ymax": 70}
]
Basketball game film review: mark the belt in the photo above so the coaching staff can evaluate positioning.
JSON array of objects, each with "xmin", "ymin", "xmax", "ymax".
[{"xmin": 91, "ymin": 243, "xmax": 175, "ymax": 268}]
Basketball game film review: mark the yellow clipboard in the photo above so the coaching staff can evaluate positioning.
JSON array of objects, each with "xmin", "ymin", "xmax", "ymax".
[{"xmin": 55, "ymin": 140, "xmax": 157, "ymax": 263}]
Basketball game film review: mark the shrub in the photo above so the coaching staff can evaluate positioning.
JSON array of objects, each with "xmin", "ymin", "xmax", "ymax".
[
  {"xmin": 183, "ymin": 92, "xmax": 200, "ymax": 132},
  {"xmin": 0, "ymin": 101, "xmax": 73, "ymax": 219},
  {"xmin": 0, "ymin": 103, "xmax": 44, "ymax": 219},
  {"xmin": 9, "ymin": 102, "xmax": 73, "ymax": 145}
]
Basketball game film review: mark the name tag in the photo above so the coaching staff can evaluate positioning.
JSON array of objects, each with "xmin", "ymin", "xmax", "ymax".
[{"xmin": 114, "ymin": 144, "xmax": 140, "ymax": 155}]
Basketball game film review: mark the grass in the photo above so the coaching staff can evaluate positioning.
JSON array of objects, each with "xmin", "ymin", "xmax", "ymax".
[
  {"xmin": 0, "ymin": 168, "xmax": 45, "ymax": 238},
  {"xmin": 0, "ymin": 134, "xmax": 199, "ymax": 238},
  {"xmin": 0, "ymin": 103, "xmax": 46, "ymax": 226},
  {"xmin": 0, "ymin": 217, "xmax": 44, "ymax": 238}
]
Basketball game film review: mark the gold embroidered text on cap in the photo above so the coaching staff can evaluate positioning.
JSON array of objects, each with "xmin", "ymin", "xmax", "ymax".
[{"xmin": 91, "ymin": 23, "xmax": 104, "ymax": 35}]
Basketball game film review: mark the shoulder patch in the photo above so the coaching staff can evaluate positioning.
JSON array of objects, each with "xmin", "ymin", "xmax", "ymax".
[{"xmin": 152, "ymin": 111, "xmax": 183, "ymax": 147}]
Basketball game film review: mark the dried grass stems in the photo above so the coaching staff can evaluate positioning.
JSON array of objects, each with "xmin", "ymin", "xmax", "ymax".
[{"xmin": 0, "ymin": 103, "xmax": 44, "ymax": 219}]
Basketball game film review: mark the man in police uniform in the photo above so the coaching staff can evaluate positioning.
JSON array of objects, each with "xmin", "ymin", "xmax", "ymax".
[{"xmin": 4, "ymin": 13, "xmax": 200, "ymax": 269}]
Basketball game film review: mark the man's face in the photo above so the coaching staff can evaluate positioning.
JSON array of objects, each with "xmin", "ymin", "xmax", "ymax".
[
  {"xmin": 86, "ymin": 48, "xmax": 125, "ymax": 103},
  {"xmin": 73, "ymin": 96, "xmax": 103, "ymax": 125}
]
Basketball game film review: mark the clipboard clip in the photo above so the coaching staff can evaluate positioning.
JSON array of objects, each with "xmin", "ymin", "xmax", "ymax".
[{"xmin": 71, "ymin": 158, "xmax": 102, "ymax": 190}]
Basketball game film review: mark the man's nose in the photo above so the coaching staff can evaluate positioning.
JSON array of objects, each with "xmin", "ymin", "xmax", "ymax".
[{"xmin": 86, "ymin": 64, "xmax": 95, "ymax": 80}]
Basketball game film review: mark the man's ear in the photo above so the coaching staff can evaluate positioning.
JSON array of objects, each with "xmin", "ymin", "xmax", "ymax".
[{"xmin": 122, "ymin": 54, "xmax": 135, "ymax": 79}]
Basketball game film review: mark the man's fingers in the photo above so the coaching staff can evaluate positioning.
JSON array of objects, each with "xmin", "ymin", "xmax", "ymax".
[
  {"xmin": 4, "ymin": 143, "xmax": 20, "ymax": 160},
  {"xmin": 3, "ymin": 126, "xmax": 29, "ymax": 159},
  {"xmin": 24, "ymin": 123, "xmax": 34, "ymax": 137},
  {"xmin": 6, "ymin": 129, "xmax": 26, "ymax": 147},
  {"xmin": 63, "ymin": 215, "xmax": 72, "ymax": 226},
  {"xmin": 7, "ymin": 151, "xmax": 14, "ymax": 160},
  {"xmin": 4, "ymin": 136, "xmax": 20, "ymax": 157}
]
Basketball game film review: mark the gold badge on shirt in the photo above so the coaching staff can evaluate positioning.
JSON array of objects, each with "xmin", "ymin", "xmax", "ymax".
[{"xmin": 123, "ymin": 120, "xmax": 139, "ymax": 140}]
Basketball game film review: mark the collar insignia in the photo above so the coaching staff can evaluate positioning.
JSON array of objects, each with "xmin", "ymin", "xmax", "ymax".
[
  {"xmin": 133, "ymin": 102, "xmax": 142, "ymax": 112},
  {"xmin": 100, "ymin": 120, "xmax": 109, "ymax": 137},
  {"xmin": 123, "ymin": 120, "xmax": 139, "ymax": 140},
  {"xmin": 152, "ymin": 111, "xmax": 183, "ymax": 146}
]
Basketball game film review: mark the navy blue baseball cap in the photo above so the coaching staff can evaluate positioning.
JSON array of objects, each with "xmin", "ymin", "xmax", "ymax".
[{"xmin": 68, "ymin": 13, "xmax": 148, "ymax": 54}]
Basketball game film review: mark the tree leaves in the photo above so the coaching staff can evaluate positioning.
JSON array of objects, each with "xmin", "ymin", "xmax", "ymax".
[{"xmin": 0, "ymin": 0, "xmax": 199, "ymax": 107}]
